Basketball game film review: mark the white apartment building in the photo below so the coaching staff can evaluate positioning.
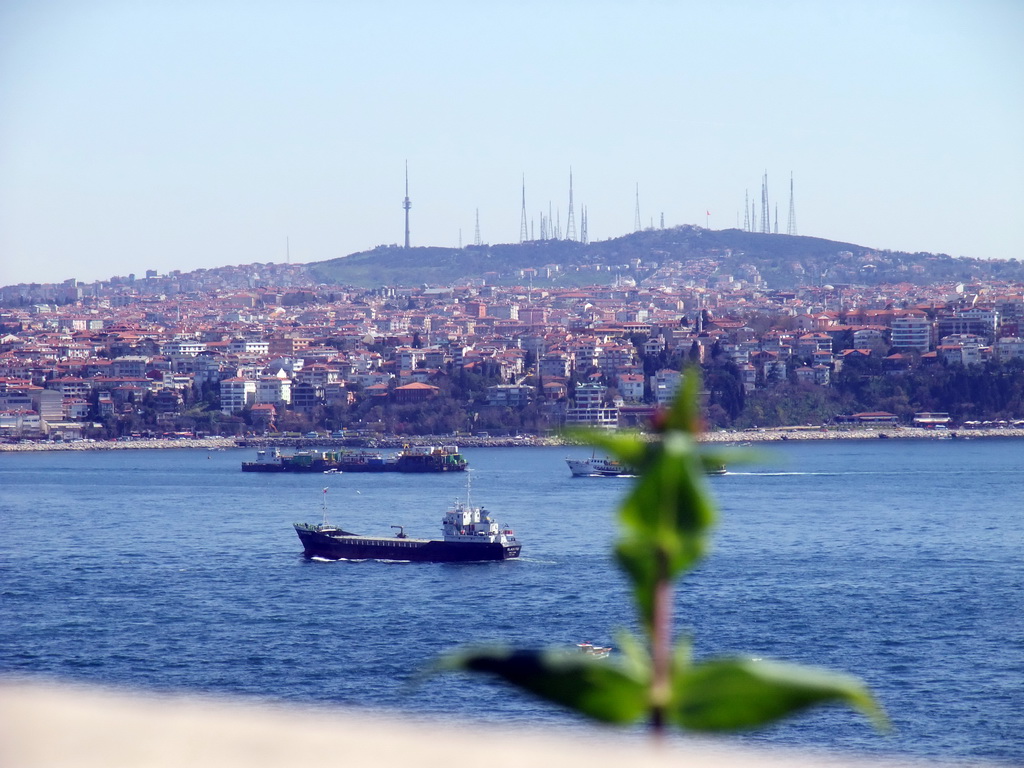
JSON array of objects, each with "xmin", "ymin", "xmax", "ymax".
[
  {"xmin": 227, "ymin": 338, "xmax": 270, "ymax": 357},
  {"xmin": 994, "ymin": 336, "xmax": 1024, "ymax": 360},
  {"xmin": 220, "ymin": 378, "xmax": 256, "ymax": 414},
  {"xmin": 256, "ymin": 374, "xmax": 292, "ymax": 407},
  {"xmin": 616, "ymin": 373, "xmax": 645, "ymax": 402},
  {"xmin": 889, "ymin": 316, "xmax": 932, "ymax": 352},
  {"xmin": 564, "ymin": 382, "xmax": 619, "ymax": 428},
  {"xmin": 651, "ymin": 369, "xmax": 682, "ymax": 406},
  {"xmin": 936, "ymin": 308, "xmax": 999, "ymax": 342}
]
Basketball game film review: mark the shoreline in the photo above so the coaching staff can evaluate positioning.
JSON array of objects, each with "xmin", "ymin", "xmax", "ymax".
[{"xmin": 1, "ymin": 427, "xmax": 1022, "ymax": 453}]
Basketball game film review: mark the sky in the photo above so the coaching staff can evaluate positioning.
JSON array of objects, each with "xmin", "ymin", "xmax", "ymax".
[{"xmin": 1, "ymin": 1, "xmax": 1022, "ymax": 287}]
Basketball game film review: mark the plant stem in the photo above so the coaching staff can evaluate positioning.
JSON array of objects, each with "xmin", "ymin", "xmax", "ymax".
[{"xmin": 649, "ymin": 547, "xmax": 672, "ymax": 737}]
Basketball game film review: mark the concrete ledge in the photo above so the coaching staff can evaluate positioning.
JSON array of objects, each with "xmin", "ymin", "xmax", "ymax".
[{"xmin": 0, "ymin": 681, "xmax": 926, "ymax": 768}]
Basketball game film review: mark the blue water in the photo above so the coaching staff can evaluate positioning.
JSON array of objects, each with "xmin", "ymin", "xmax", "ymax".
[{"xmin": 1, "ymin": 441, "xmax": 1022, "ymax": 763}]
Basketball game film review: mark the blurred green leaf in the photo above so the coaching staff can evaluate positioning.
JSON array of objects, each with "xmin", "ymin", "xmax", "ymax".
[
  {"xmin": 613, "ymin": 629, "xmax": 653, "ymax": 677},
  {"xmin": 670, "ymin": 658, "xmax": 888, "ymax": 732},
  {"xmin": 435, "ymin": 647, "xmax": 649, "ymax": 724},
  {"xmin": 616, "ymin": 429, "xmax": 716, "ymax": 630}
]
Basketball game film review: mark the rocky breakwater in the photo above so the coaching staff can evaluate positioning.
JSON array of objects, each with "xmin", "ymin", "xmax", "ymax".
[
  {"xmin": 0, "ymin": 437, "xmax": 237, "ymax": 453},
  {"xmin": 702, "ymin": 426, "xmax": 1024, "ymax": 442}
]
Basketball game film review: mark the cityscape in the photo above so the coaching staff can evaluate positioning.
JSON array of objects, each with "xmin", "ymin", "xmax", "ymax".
[{"xmin": 3, "ymin": 226, "xmax": 1024, "ymax": 443}]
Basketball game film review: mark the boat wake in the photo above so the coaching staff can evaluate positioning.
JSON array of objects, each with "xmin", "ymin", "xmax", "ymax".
[{"xmin": 726, "ymin": 471, "xmax": 837, "ymax": 476}]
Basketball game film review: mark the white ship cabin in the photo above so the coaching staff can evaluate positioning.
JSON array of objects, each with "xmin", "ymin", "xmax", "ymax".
[
  {"xmin": 442, "ymin": 502, "xmax": 508, "ymax": 542},
  {"xmin": 253, "ymin": 447, "xmax": 281, "ymax": 464}
]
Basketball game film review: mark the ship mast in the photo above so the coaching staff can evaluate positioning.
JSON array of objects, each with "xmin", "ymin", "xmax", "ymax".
[{"xmin": 321, "ymin": 487, "xmax": 330, "ymax": 527}]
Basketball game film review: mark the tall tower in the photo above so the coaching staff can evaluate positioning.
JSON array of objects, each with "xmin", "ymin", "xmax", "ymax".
[
  {"xmin": 566, "ymin": 168, "xmax": 577, "ymax": 241},
  {"xmin": 743, "ymin": 190, "xmax": 750, "ymax": 232},
  {"xmin": 519, "ymin": 175, "xmax": 528, "ymax": 243},
  {"xmin": 786, "ymin": 172, "xmax": 797, "ymax": 236},
  {"xmin": 760, "ymin": 171, "xmax": 770, "ymax": 234},
  {"xmin": 633, "ymin": 183, "xmax": 641, "ymax": 232},
  {"xmin": 403, "ymin": 160, "xmax": 411, "ymax": 249},
  {"xmin": 474, "ymin": 208, "xmax": 481, "ymax": 246},
  {"xmin": 580, "ymin": 205, "xmax": 588, "ymax": 244}
]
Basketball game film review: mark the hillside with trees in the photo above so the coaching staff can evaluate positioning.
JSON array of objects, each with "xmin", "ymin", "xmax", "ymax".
[{"xmin": 306, "ymin": 226, "xmax": 1024, "ymax": 290}]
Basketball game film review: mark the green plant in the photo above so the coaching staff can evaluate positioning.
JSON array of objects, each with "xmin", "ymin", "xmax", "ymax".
[{"xmin": 435, "ymin": 369, "xmax": 886, "ymax": 736}]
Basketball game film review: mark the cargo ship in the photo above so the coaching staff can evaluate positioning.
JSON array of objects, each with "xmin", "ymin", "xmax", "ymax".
[
  {"xmin": 242, "ymin": 444, "xmax": 468, "ymax": 473},
  {"xmin": 294, "ymin": 489, "xmax": 521, "ymax": 562}
]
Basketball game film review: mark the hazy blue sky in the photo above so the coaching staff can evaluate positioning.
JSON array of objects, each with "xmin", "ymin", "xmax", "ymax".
[{"xmin": 1, "ymin": 1, "xmax": 1021, "ymax": 287}]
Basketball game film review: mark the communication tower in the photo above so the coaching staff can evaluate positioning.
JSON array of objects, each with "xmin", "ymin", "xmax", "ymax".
[
  {"xmin": 519, "ymin": 176, "xmax": 528, "ymax": 243},
  {"xmin": 743, "ymin": 190, "xmax": 750, "ymax": 232},
  {"xmin": 580, "ymin": 206, "xmax": 588, "ymax": 244},
  {"xmin": 403, "ymin": 161, "xmax": 411, "ymax": 249},
  {"xmin": 474, "ymin": 208, "xmax": 481, "ymax": 246},
  {"xmin": 787, "ymin": 172, "xmax": 798, "ymax": 236},
  {"xmin": 760, "ymin": 171, "xmax": 770, "ymax": 234},
  {"xmin": 566, "ymin": 168, "xmax": 577, "ymax": 241}
]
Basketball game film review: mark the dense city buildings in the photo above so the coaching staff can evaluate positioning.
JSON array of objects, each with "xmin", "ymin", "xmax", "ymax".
[{"xmin": 3, "ymin": 252, "xmax": 1024, "ymax": 441}]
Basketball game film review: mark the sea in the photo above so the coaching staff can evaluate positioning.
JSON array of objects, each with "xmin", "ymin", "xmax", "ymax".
[{"xmin": 1, "ymin": 439, "xmax": 1022, "ymax": 764}]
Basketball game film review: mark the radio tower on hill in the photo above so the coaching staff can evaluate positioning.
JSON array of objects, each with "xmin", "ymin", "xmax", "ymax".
[
  {"xmin": 787, "ymin": 172, "xmax": 798, "ymax": 236},
  {"xmin": 566, "ymin": 168, "xmax": 577, "ymax": 241},
  {"xmin": 760, "ymin": 171, "xmax": 770, "ymax": 234},
  {"xmin": 402, "ymin": 161, "xmax": 411, "ymax": 249},
  {"xmin": 519, "ymin": 175, "xmax": 528, "ymax": 243},
  {"xmin": 474, "ymin": 208, "xmax": 481, "ymax": 246}
]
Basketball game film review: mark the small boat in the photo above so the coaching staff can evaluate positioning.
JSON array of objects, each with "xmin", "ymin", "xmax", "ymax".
[
  {"xmin": 577, "ymin": 642, "xmax": 612, "ymax": 658},
  {"xmin": 294, "ymin": 487, "xmax": 521, "ymax": 563}
]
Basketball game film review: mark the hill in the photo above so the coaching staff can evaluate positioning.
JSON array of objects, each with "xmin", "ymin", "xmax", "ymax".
[{"xmin": 305, "ymin": 226, "xmax": 1024, "ymax": 290}]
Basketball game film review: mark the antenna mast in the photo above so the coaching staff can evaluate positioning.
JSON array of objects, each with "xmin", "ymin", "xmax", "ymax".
[
  {"xmin": 743, "ymin": 190, "xmax": 750, "ymax": 232},
  {"xmin": 786, "ymin": 172, "xmax": 798, "ymax": 236},
  {"xmin": 474, "ymin": 208, "xmax": 481, "ymax": 246},
  {"xmin": 566, "ymin": 168, "xmax": 577, "ymax": 241},
  {"xmin": 760, "ymin": 171, "xmax": 770, "ymax": 234},
  {"xmin": 403, "ymin": 160, "xmax": 411, "ymax": 249},
  {"xmin": 580, "ymin": 205, "xmax": 588, "ymax": 244},
  {"xmin": 519, "ymin": 175, "xmax": 528, "ymax": 243}
]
